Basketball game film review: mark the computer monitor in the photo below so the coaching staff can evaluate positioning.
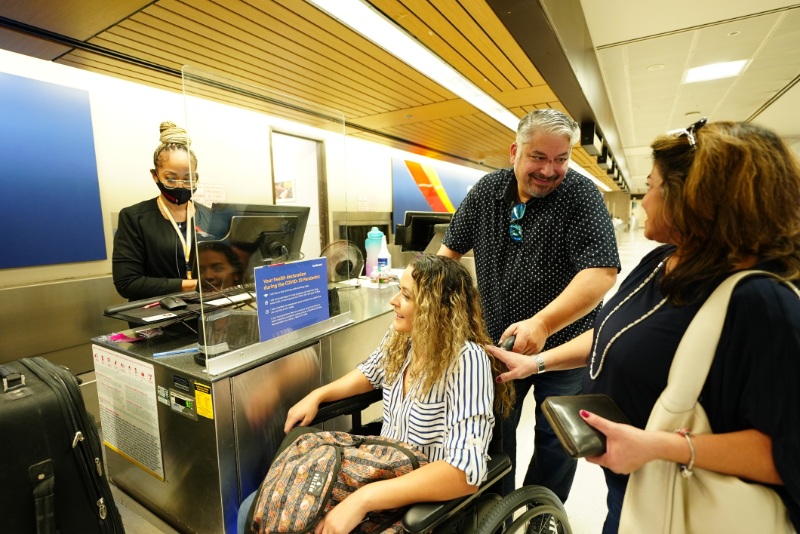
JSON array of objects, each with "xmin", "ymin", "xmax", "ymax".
[
  {"xmin": 206, "ymin": 203, "xmax": 310, "ymax": 282},
  {"xmin": 395, "ymin": 211, "xmax": 453, "ymax": 252}
]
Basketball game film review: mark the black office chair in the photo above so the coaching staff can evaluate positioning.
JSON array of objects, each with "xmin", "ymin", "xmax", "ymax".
[{"xmin": 307, "ymin": 390, "xmax": 573, "ymax": 534}]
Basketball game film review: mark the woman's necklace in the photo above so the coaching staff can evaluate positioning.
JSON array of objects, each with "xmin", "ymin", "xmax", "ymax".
[{"xmin": 589, "ymin": 257, "xmax": 669, "ymax": 380}]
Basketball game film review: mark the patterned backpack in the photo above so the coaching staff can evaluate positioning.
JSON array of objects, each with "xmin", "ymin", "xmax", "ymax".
[{"xmin": 248, "ymin": 430, "xmax": 428, "ymax": 534}]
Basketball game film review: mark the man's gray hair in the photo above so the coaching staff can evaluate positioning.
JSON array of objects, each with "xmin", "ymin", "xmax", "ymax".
[{"xmin": 516, "ymin": 109, "xmax": 580, "ymax": 146}]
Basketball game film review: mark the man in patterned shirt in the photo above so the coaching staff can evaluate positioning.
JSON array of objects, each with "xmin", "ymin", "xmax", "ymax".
[{"xmin": 438, "ymin": 109, "xmax": 621, "ymax": 504}]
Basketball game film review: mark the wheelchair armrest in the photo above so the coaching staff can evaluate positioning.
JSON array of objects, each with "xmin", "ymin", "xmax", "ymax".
[
  {"xmin": 401, "ymin": 453, "xmax": 512, "ymax": 534},
  {"xmin": 308, "ymin": 389, "xmax": 382, "ymax": 426}
]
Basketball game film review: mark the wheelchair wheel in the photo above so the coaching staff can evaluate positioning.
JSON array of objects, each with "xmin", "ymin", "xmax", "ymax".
[{"xmin": 473, "ymin": 485, "xmax": 572, "ymax": 534}]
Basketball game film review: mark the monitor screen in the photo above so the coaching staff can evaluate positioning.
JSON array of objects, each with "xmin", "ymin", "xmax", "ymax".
[
  {"xmin": 206, "ymin": 203, "xmax": 310, "ymax": 283},
  {"xmin": 396, "ymin": 211, "xmax": 453, "ymax": 252}
]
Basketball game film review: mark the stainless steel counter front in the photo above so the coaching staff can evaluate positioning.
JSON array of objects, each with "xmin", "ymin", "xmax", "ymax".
[{"xmin": 93, "ymin": 285, "xmax": 395, "ymax": 534}]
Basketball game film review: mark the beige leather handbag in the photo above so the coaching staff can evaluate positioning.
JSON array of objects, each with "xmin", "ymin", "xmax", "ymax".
[{"xmin": 619, "ymin": 271, "xmax": 796, "ymax": 534}]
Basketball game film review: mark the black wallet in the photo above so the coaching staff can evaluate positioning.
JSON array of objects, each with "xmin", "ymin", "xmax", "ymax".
[{"xmin": 541, "ymin": 394, "xmax": 629, "ymax": 458}]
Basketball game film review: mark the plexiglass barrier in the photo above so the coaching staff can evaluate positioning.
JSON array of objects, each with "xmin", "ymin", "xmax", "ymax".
[{"xmin": 182, "ymin": 65, "xmax": 365, "ymax": 375}]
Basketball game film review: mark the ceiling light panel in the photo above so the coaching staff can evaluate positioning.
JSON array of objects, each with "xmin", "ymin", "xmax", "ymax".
[
  {"xmin": 308, "ymin": 0, "xmax": 520, "ymax": 131},
  {"xmin": 684, "ymin": 60, "xmax": 748, "ymax": 83}
]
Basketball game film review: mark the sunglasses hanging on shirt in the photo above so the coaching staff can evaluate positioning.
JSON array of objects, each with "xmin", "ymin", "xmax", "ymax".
[{"xmin": 509, "ymin": 202, "xmax": 526, "ymax": 243}]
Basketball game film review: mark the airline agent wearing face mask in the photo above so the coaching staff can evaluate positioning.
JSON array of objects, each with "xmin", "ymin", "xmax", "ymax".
[{"xmin": 112, "ymin": 121, "xmax": 212, "ymax": 301}]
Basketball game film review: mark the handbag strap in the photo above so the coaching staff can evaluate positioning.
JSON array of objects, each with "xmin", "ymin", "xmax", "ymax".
[{"xmin": 661, "ymin": 270, "xmax": 787, "ymax": 413}]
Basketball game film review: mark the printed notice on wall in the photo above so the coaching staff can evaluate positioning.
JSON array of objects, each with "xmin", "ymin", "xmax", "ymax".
[
  {"xmin": 93, "ymin": 345, "xmax": 164, "ymax": 480},
  {"xmin": 255, "ymin": 258, "xmax": 329, "ymax": 342}
]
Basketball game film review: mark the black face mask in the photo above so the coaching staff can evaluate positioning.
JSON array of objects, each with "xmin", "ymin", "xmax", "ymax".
[{"xmin": 156, "ymin": 181, "xmax": 194, "ymax": 205}]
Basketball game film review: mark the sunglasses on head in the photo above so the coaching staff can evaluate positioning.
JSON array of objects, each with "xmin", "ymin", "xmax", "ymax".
[
  {"xmin": 509, "ymin": 202, "xmax": 525, "ymax": 243},
  {"xmin": 667, "ymin": 117, "xmax": 707, "ymax": 148}
]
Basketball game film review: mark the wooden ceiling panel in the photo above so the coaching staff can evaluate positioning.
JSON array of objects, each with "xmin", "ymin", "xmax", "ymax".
[
  {"xmin": 135, "ymin": 4, "xmax": 395, "ymax": 114},
  {"xmin": 270, "ymin": 0, "xmax": 455, "ymax": 102},
  {"xmin": 0, "ymin": 0, "xmax": 621, "ymax": 188},
  {"xmin": 100, "ymin": 21, "xmax": 387, "ymax": 117},
  {"xmin": 427, "ymin": 0, "xmax": 530, "ymax": 89},
  {"xmin": 354, "ymin": 99, "xmax": 479, "ymax": 129},
  {"xmin": 386, "ymin": 114, "xmax": 512, "ymax": 168},
  {"xmin": 0, "ymin": 0, "xmax": 152, "ymax": 41},
  {"xmin": 496, "ymin": 86, "xmax": 558, "ymax": 109},
  {"xmin": 369, "ymin": 0, "xmax": 513, "ymax": 93},
  {"xmin": 0, "ymin": 27, "xmax": 71, "ymax": 60},
  {"xmin": 159, "ymin": 1, "xmax": 424, "ymax": 112},
  {"xmin": 456, "ymin": 0, "xmax": 546, "ymax": 88},
  {"xmin": 59, "ymin": 50, "xmax": 184, "ymax": 92},
  {"xmin": 197, "ymin": 3, "xmax": 426, "ymax": 110},
  {"xmin": 117, "ymin": 15, "xmax": 383, "ymax": 116}
]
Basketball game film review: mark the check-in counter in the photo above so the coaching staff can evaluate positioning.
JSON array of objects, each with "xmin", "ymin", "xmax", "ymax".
[{"xmin": 92, "ymin": 285, "xmax": 395, "ymax": 534}]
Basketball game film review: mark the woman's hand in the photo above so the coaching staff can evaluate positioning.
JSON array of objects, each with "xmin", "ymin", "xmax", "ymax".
[
  {"xmin": 485, "ymin": 344, "xmax": 537, "ymax": 382},
  {"xmin": 580, "ymin": 410, "xmax": 664, "ymax": 474},
  {"xmin": 313, "ymin": 491, "xmax": 370, "ymax": 534},
  {"xmin": 283, "ymin": 391, "xmax": 322, "ymax": 433}
]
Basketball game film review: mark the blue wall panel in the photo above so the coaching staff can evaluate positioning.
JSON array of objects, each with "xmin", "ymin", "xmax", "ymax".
[{"xmin": 0, "ymin": 72, "xmax": 106, "ymax": 268}]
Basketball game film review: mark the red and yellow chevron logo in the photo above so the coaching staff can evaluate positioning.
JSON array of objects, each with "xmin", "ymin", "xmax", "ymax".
[{"xmin": 404, "ymin": 160, "xmax": 455, "ymax": 213}]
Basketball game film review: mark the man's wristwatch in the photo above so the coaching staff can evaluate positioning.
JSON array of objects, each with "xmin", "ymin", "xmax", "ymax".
[{"xmin": 535, "ymin": 355, "xmax": 547, "ymax": 374}]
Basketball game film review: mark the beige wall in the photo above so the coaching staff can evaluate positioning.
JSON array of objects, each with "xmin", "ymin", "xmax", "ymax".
[{"xmin": 603, "ymin": 191, "xmax": 632, "ymax": 223}]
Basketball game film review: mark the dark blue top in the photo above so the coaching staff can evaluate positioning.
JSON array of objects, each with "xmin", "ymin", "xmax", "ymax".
[{"xmin": 584, "ymin": 244, "xmax": 800, "ymax": 528}]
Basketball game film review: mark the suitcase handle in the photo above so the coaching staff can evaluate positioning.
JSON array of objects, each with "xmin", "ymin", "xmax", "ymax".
[
  {"xmin": 29, "ymin": 459, "xmax": 56, "ymax": 534},
  {"xmin": 0, "ymin": 364, "xmax": 25, "ymax": 392}
]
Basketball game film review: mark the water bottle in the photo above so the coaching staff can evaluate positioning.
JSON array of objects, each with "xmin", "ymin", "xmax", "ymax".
[
  {"xmin": 377, "ymin": 236, "xmax": 392, "ymax": 284},
  {"xmin": 364, "ymin": 227, "xmax": 384, "ymax": 278}
]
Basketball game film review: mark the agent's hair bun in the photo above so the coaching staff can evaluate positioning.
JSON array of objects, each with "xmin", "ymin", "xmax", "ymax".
[{"xmin": 158, "ymin": 121, "xmax": 190, "ymax": 145}]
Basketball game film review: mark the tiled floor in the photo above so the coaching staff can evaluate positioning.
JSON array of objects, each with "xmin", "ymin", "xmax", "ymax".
[{"xmin": 114, "ymin": 227, "xmax": 658, "ymax": 534}]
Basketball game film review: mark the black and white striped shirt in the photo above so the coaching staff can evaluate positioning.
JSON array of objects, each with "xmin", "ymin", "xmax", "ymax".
[{"xmin": 357, "ymin": 334, "xmax": 495, "ymax": 485}]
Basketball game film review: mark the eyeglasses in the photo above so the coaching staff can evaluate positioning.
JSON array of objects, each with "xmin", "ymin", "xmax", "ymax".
[
  {"xmin": 153, "ymin": 169, "xmax": 198, "ymax": 189},
  {"xmin": 509, "ymin": 202, "xmax": 526, "ymax": 243},
  {"xmin": 667, "ymin": 117, "xmax": 707, "ymax": 148},
  {"xmin": 161, "ymin": 178, "xmax": 197, "ymax": 189}
]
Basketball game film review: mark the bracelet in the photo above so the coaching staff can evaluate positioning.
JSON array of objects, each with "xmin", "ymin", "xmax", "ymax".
[
  {"xmin": 673, "ymin": 428, "xmax": 695, "ymax": 478},
  {"xmin": 534, "ymin": 355, "xmax": 547, "ymax": 374}
]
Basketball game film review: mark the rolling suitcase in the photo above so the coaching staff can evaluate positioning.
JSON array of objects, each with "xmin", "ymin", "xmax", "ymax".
[{"xmin": 0, "ymin": 356, "xmax": 124, "ymax": 533}]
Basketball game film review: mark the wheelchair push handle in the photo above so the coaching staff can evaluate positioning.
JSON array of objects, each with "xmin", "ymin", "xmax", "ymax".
[{"xmin": 500, "ymin": 335, "xmax": 516, "ymax": 351}]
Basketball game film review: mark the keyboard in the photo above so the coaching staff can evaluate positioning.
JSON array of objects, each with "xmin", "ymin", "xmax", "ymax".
[
  {"xmin": 103, "ymin": 284, "xmax": 256, "ymax": 321},
  {"xmin": 178, "ymin": 284, "xmax": 256, "ymax": 304}
]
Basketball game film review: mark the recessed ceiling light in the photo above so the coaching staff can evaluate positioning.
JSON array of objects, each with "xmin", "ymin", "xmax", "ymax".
[
  {"xmin": 647, "ymin": 64, "xmax": 665, "ymax": 71},
  {"xmin": 684, "ymin": 60, "xmax": 747, "ymax": 83}
]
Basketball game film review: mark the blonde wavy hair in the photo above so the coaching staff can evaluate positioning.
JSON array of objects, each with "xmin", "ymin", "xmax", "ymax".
[
  {"xmin": 381, "ymin": 255, "xmax": 514, "ymax": 417},
  {"xmin": 652, "ymin": 121, "xmax": 800, "ymax": 304}
]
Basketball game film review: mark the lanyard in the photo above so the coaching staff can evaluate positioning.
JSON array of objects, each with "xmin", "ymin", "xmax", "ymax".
[{"xmin": 158, "ymin": 197, "xmax": 195, "ymax": 279}]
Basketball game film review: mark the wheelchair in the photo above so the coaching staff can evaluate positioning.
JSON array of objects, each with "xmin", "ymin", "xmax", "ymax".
[{"xmin": 244, "ymin": 389, "xmax": 573, "ymax": 534}]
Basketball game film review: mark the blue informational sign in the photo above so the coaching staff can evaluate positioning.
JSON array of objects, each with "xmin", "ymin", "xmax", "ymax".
[{"xmin": 254, "ymin": 258, "xmax": 330, "ymax": 342}]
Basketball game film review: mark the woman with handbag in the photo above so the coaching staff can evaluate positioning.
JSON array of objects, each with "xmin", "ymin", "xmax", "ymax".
[
  {"xmin": 239, "ymin": 255, "xmax": 514, "ymax": 534},
  {"xmin": 489, "ymin": 120, "xmax": 800, "ymax": 533}
]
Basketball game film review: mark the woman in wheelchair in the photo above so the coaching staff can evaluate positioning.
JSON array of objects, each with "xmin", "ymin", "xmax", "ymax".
[{"xmin": 272, "ymin": 254, "xmax": 513, "ymax": 534}]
